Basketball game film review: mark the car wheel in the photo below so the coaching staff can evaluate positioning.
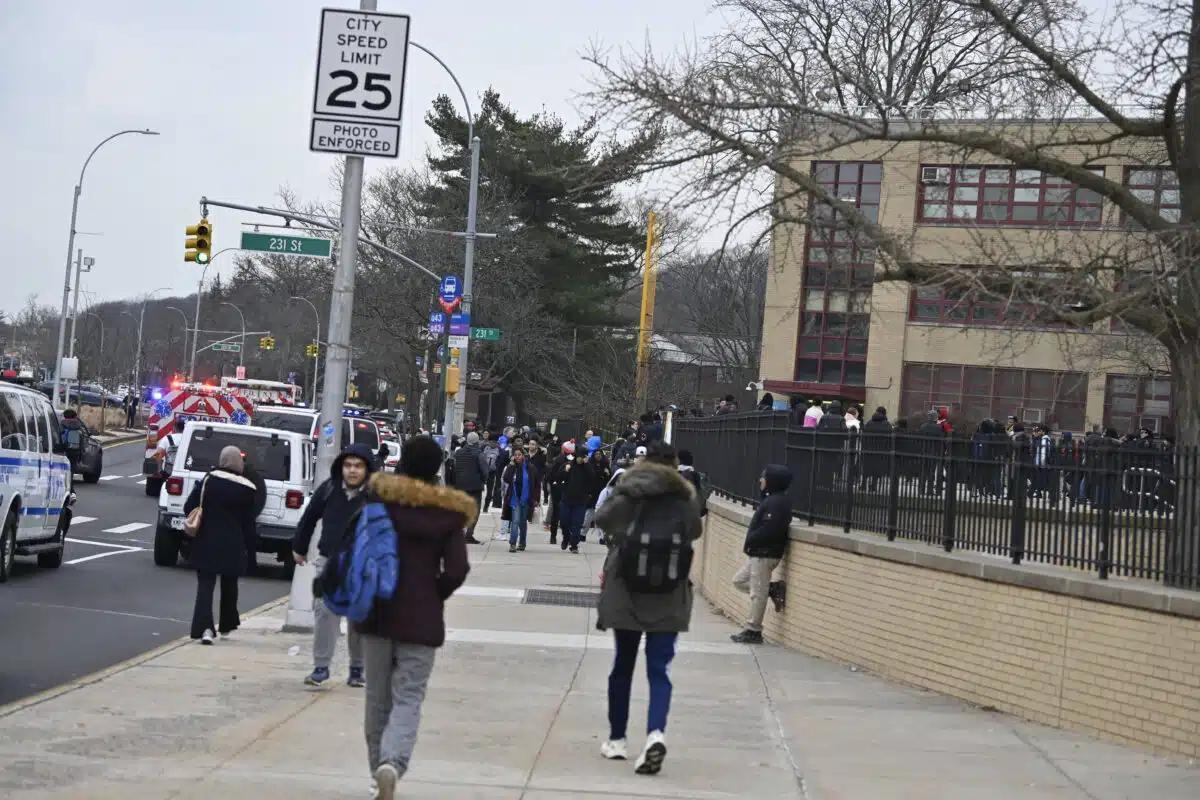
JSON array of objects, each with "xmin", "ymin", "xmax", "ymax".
[
  {"xmin": 38, "ymin": 514, "xmax": 67, "ymax": 568},
  {"xmin": 145, "ymin": 477, "xmax": 162, "ymax": 497},
  {"xmin": 0, "ymin": 510, "xmax": 17, "ymax": 582},
  {"xmin": 153, "ymin": 524, "xmax": 179, "ymax": 567}
]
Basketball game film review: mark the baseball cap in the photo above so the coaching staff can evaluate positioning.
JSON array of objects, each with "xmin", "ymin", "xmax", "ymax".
[{"xmin": 635, "ymin": 445, "xmax": 648, "ymax": 457}]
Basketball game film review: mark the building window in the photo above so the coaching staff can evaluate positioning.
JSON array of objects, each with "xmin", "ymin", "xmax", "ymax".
[
  {"xmin": 900, "ymin": 362, "xmax": 1088, "ymax": 431},
  {"xmin": 909, "ymin": 285, "xmax": 1070, "ymax": 328},
  {"xmin": 1125, "ymin": 168, "xmax": 1180, "ymax": 226},
  {"xmin": 917, "ymin": 165, "xmax": 1103, "ymax": 227},
  {"xmin": 796, "ymin": 161, "xmax": 881, "ymax": 386},
  {"xmin": 1104, "ymin": 375, "xmax": 1173, "ymax": 436}
]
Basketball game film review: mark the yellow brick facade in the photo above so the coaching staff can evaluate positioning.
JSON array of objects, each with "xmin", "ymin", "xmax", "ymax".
[
  {"xmin": 759, "ymin": 131, "xmax": 1171, "ymax": 430},
  {"xmin": 695, "ymin": 496, "xmax": 1200, "ymax": 757}
]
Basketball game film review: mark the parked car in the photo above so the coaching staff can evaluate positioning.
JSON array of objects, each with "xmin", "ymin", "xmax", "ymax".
[
  {"xmin": 37, "ymin": 382, "xmax": 123, "ymax": 408},
  {"xmin": 0, "ymin": 382, "xmax": 75, "ymax": 579},
  {"xmin": 154, "ymin": 422, "xmax": 315, "ymax": 578},
  {"xmin": 57, "ymin": 412, "xmax": 104, "ymax": 483}
]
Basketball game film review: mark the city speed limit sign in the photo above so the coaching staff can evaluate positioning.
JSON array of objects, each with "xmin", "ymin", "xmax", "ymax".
[{"xmin": 312, "ymin": 9, "xmax": 410, "ymax": 124}]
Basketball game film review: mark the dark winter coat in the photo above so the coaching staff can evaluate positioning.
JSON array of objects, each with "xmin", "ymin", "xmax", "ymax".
[
  {"xmin": 594, "ymin": 463, "xmax": 703, "ymax": 634},
  {"xmin": 353, "ymin": 473, "xmax": 473, "ymax": 648},
  {"xmin": 744, "ymin": 465, "xmax": 793, "ymax": 559},
  {"xmin": 560, "ymin": 457, "xmax": 597, "ymax": 506},
  {"xmin": 861, "ymin": 412, "xmax": 893, "ymax": 478},
  {"xmin": 292, "ymin": 443, "xmax": 376, "ymax": 559},
  {"xmin": 450, "ymin": 442, "xmax": 488, "ymax": 493},
  {"xmin": 183, "ymin": 468, "xmax": 258, "ymax": 576}
]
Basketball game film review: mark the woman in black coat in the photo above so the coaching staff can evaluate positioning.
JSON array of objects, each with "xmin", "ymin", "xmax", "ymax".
[{"xmin": 183, "ymin": 446, "xmax": 259, "ymax": 643}]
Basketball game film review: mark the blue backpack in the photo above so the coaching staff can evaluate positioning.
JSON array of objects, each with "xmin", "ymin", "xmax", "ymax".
[{"xmin": 320, "ymin": 501, "xmax": 400, "ymax": 623}]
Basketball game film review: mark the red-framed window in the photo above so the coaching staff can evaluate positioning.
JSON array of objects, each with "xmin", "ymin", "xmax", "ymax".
[
  {"xmin": 1103, "ymin": 375, "xmax": 1173, "ymax": 436},
  {"xmin": 900, "ymin": 362, "xmax": 1088, "ymax": 431},
  {"xmin": 1125, "ymin": 167, "xmax": 1180, "ymax": 227},
  {"xmin": 909, "ymin": 285, "xmax": 1070, "ymax": 328},
  {"xmin": 796, "ymin": 161, "xmax": 881, "ymax": 387},
  {"xmin": 917, "ymin": 165, "xmax": 1103, "ymax": 227}
]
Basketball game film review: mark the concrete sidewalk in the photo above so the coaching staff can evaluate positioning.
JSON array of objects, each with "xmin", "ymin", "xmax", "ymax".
[{"xmin": 1, "ymin": 511, "xmax": 1196, "ymax": 799}]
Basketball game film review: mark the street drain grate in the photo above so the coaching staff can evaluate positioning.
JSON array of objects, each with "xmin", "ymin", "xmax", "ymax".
[{"xmin": 523, "ymin": 588, "xmax": 601, "ymax": 608}]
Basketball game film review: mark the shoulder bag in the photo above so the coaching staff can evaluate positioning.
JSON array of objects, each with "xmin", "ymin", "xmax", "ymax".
[{"xmin": 183, "ymin": 476, "xmax": 208, "ymax": 538}]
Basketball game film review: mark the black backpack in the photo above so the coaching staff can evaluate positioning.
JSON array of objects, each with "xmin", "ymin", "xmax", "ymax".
[{"xmin": 618, "ymin": 497, "xmax": 694, "ymax": 594}]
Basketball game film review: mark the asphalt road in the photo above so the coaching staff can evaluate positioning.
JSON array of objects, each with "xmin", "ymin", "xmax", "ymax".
[{"xmin": 0, "ymin": 439, "xmax": 289, "ymax": 706}]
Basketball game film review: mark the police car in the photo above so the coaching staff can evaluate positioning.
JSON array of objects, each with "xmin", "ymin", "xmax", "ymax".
[{"xmin": 0, "ymin": 382, "xmax": 76, "ymax": 580}]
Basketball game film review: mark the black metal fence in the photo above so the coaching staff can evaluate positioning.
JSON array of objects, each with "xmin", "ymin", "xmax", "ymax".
[{"xmin": 673, "ymin": 412, "xmax": 1200, "ymax": 589}]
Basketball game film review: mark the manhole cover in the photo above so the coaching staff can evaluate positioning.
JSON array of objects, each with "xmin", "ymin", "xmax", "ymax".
[{"xmin": 523, "ymin": 588, "xmax": 601, "ymax": 607}]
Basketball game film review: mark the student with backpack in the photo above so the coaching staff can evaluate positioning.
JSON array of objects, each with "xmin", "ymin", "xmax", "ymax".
[
  {"xmin": 675, "ymin": 449, "xmax": 710, "ymax": 518},
  {"xmin": 291, "ymin": 442, "xmax": 376, "ymax": 688},
  {"xmin": 353, "ymin": 435, "xmax": 474, "ymax": 799},
  {"xmin": 60, "ymin": 408, "xmax": 86, "ymax": 474},
  {"xmin": 593, "ymin": 441, "xmax": 703, "ymax": 776}
]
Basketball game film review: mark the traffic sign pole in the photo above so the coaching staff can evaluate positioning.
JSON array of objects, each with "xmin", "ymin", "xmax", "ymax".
[{"xmin": 444, "ymin": 136, "xmax": 481, "ymax": 442}]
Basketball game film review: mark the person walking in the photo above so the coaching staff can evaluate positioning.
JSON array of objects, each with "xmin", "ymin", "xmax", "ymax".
[
  {"xmin": 481, "ymin": 431, "xmax": 501, "ymax": 511},
  {"xmin": 59, "ymin": 408, "xmax": 86, "ymax": 476},
  {"xmin": 593, "ymin": 442, "xmax": 703, "ymax": 775},
  {"xmin": 292, "ymin": 442, "xmax": 376, "ymax": 687},
  {"xmin": 730, "ymin": 464, "xmax": 794, "ymax": 644},
  {"xmin": 502, "ymin": 446, "xmax": 541, "ymax": 551},
  {"xmin": 450, "ymin": 432, "xmax": 489, "ymax": 544},
  {"xmin": 557, "ymin": 445, "xmax": 596, "ymax": 553},
  {"xmin": 357, "ymin": 434, "xmax": 473, "ymax": 798},
  {"xmin": 184, "ymin": 446, "xmax": 258, "ymax": 644},
  {"xmin": 546, "ymin": 440, "xmax": 572, "ymax": 544}
]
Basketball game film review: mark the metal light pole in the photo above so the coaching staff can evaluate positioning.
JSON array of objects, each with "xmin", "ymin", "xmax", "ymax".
[
  {"xmin": 189, "ymin": 247, "xmax": 237, "ymax": 381},
  {"xmin": 65, "ymin": 250, "xmax": 95, "ymax": 407},
  {"xmin": 83, "ymin": 312, "xmax": 105, "ymax": 385},
  {"xmin": 221, "ymin": 302, "xmax": 246, "ymax": 367},
  {"xmin": 290, "ymin": 296, "xmax": 321, "ymax": 405},
  {"xmin": 314, "ymin": 0, "xmax": 376, "ymax": 484},
  {"xmin": 165, "ymin": 306, "xmax": 190, "ymax": 376},
  {"xmin": 410, "ymin": 40, "xmax": 481, "ymax": 450},
  {"xmin": 52, "ymin": 128, "xmax": 159, "ymax": 410},
  {"xmin": 133, "ymin": 288, "xmax": 172, "ymax": 403}
]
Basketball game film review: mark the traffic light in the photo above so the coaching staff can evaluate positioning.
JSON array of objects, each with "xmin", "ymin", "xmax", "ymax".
[
  {"xmin": 305, "ymin": 344, "xmax": 320, "ymax": 358},
  {"xmin": 185, "ymin": 218, "xmax": 213, "ymax": 264},
  {"xmin": 259, "ymin": 336, "xmax": 275, "ymax": 351},
  {"xmin": 445, "ymin": 365, "xmax": 460, "ymax": 396}
]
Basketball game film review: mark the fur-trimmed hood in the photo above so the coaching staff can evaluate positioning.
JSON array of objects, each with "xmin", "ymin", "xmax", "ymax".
[
  {"xmin": 611, "ymin": 462, "xmax": 695, "ymax": 501},
  {"xmin": 369, "ymin": 473, "xmax": 478, "ymax": 525}
]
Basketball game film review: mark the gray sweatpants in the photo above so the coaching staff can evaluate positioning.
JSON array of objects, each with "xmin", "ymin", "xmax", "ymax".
[
  {"xmin": 733, "ymin": 556, "xmax": 781, "ymax": 632},
  {"xmin": 363, "ymin": 635, "xmax": 436, "ymax": 774},
  {"xmin": 312, "ymin": 555, "xmax": 363, "ymax": 670}
]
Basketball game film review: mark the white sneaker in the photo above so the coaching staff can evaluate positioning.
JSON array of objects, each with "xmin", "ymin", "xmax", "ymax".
[
  {"xmin": 634, "ymin": 730, "xmax": 667, "ymax": 775},
  {"xmin": 373, "ymin": 762, "xmax": 399, "ymax": 800},
  {"xmin": 600, "ymin": 738, "xmax": 627, "ymax": 760},
  {"xmin": 219, "ymin": 630, "xmax": 232, "ymax": 640},
  {"xmin": 200, "ymin": 630, "xmax": 214, "ymax": 645}
]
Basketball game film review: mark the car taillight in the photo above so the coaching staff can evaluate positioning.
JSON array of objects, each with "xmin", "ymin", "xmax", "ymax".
[
  {"xmin": 286, "ymin": 490, "xmax": 304, "ymax": 509},
  {"xmin": 166, "ymin": 477, "xmax": 184, "ymax": 495}
]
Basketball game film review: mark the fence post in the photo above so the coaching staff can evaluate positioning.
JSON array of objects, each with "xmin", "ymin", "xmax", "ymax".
[
  {"xmin": 842, "ymin": 437, "xmax": 854, "ymax": 534},
  {"xmin": 1097, "ymin": 450, "xmax": 1114, "ymax": 580},
  {"xmin": 941, "ymin": 449, "xmax": 956, "ymax": 552},
  {"xmin": 807, "ymin": 433, "xmax": 818, "ymax": 527},
  {"xmin": 1010, "ymin": 460, "xmax": 1027, "ymax": 565},
  {"xmin": 886, "ymin": 433, "xmax": 899, "ymax": 541}
]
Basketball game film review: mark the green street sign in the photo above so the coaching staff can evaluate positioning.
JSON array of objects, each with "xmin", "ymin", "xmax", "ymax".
[
  {"xmin": 240, "ymin": 231, "xmax": 332, "ymax": 258},
  {"xmin": 470, "ymin": 327, "xmax": 501, "ymax": 341},
  {"xmin": 212, "ymin": 343, "xmax": 242, "ymax": 353}
]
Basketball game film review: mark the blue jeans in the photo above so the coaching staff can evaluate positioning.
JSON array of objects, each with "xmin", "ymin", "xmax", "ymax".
[
  {"xmin": 608, "ymin": 629, "xmax": 677, "ymax": 740},
  {"xmin": 559, "ymin": 502, "xmax": 587, "ymax": 549},
  {"xmin": 508, "ymin": 502, "xmax": 529, "ymax": 547}
]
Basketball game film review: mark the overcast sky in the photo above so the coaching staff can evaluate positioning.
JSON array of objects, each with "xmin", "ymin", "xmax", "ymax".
[{"xmin": 0, "ymin": 0, "xmax": 722, "ymax": 317}]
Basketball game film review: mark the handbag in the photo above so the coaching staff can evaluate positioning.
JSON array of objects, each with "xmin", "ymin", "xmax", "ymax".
[{"xmin": 183, "ymin": 476, "xmax": 208, "ymax": 538}]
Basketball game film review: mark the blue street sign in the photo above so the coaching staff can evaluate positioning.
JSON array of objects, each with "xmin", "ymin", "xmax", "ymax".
[
  {"xmin": 449, "ymin": 313, "xmax": 470, "ymax": 336},
  {"xmin": 429, "ymin": 311, "xmax": 446, "ymax": 336},
  {"xmin": 415, "ymin": 356, "xmax": 425, "ymax": 369},
  {"xmin": 439, "ymin": 276, "xmax": 461, "ymax": 305}
]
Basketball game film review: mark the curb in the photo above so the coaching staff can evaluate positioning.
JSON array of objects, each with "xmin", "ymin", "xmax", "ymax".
[
  {"xmin": 0, "ymin": 595, "xmax": 289, "ymax": 719},
  {"xmin": 99, "ymin": 433, "xmax": 146, "ymax": 449}
]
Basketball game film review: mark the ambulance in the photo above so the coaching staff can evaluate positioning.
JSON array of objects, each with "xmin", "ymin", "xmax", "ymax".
[
  {"xmin": 141, "ymin": 384, "xmax": 255, "ymax": 496},
  {"xmin": 219, "ymin": 377, "xmax": 299, "ymax": 406}
]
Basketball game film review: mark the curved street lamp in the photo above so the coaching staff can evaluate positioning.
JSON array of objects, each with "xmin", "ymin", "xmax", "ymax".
[
  {"xmin": 221, "ymin": 301, "xmax": 246, "ymax": 368},
  {"xmin": 51, "ymin": 128, "xmax": 159, "ymax": 409},
  {"xmin": 290, "ymin": 296, "xmax": 321, "ymax": 405},
  {"xmin": 189, "ymin": 246, "xmax": 240, "ymax": 380},
  {"xmin": 164, "ymin": 306, "xmax": 190, "ymax": 375}
]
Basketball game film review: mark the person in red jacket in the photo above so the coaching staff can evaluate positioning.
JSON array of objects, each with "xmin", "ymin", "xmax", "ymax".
[{"xmin": 355, "ymin": 435, "xmax": 474, "ymax": 799}]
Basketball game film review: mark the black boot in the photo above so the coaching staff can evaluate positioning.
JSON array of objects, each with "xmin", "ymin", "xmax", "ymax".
[
  {"xmin": 730, "ymin": 629, "xmax": 764, "ymax": 644},
  {"xmin": 768, "ymin": 581, "xmax": 786, "ymax": 612}
]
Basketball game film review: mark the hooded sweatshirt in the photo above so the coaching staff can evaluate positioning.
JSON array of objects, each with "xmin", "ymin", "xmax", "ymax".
[
  {"xmin": 743, "ymin": 464, "xmax": 793, "ymax": 559},
  {"xmin": 292, "ymin": 442, "xmax": 377, "ymax": 559}
]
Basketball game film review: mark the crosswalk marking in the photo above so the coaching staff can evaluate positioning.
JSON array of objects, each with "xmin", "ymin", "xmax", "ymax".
[
  {"xmin": 71, "ymin": 516, "xmax": 98, "ymax": 525},
  {"xmin": 103, "ymin": 522, "xmax": 152, "ymax": 534},
  {"xmin": 127, "ymin": 473, "xmax": 144, "ymax": 479},
  {"xmin": 99, "ymin": 475, "xmax": 121, "ymax": 481},
  {"xmin": 137, "ymin": 479, "xmax": 147, "ymax": 486}
]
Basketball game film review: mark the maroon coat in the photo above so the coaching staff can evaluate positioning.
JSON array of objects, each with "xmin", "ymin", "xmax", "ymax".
[{"xmin": 353, "ymin": 473, "xmax": 475, "ymax": 648}]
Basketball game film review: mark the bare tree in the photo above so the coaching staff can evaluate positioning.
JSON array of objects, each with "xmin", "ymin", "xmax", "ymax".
[{"xmin": 585, "ymin": 0, "xmax": 1200, "ymax": 448}]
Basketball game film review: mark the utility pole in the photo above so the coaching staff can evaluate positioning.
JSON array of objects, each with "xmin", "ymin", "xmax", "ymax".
[
  {"xmin": 442, "ymin": 136, "xmax": 482, "ymax": 443},
  {"xmin": 65, "ymin": 249, "xmax": 93, "ymax": 406},
  {"xmin": 635, "ymin": 211, "xmax": 658, "ymax": 409}
]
